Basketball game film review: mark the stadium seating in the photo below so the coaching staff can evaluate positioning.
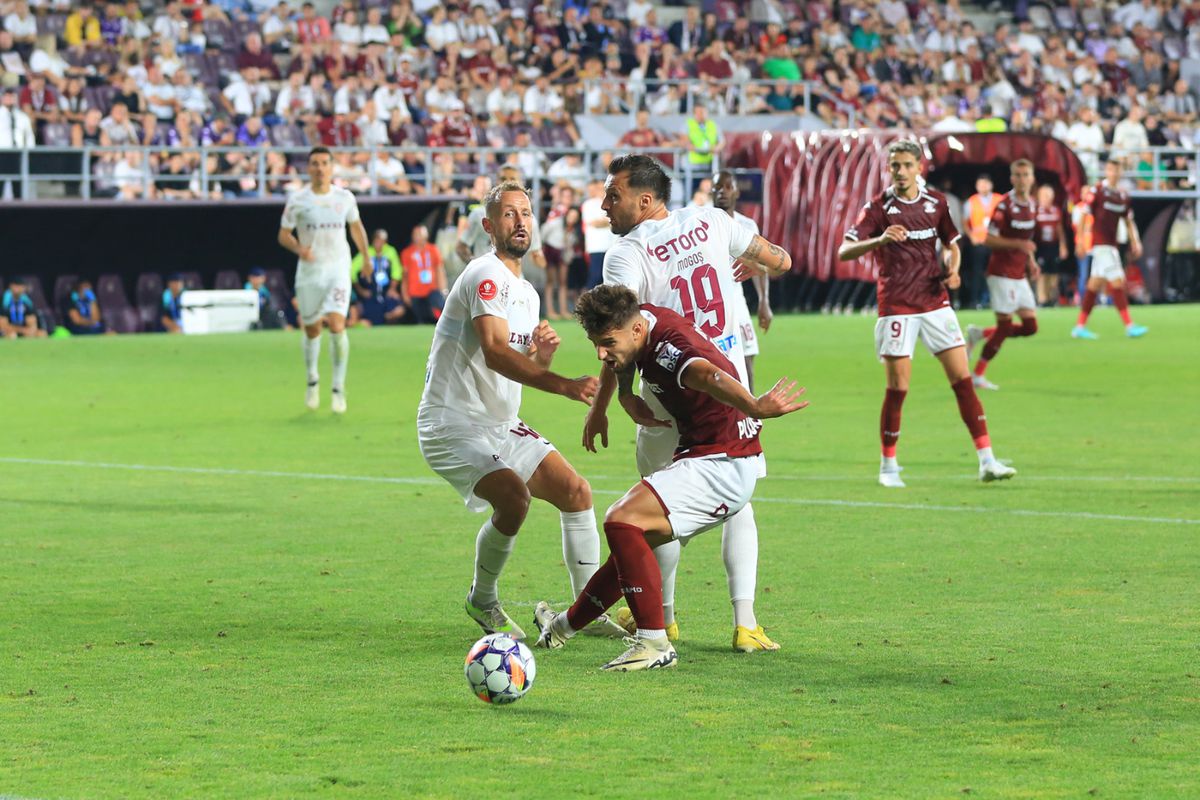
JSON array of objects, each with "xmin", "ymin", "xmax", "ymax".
[
  {"xmin": 214, "ymin": 270, "xmax": 242, "ymax": 290},
  {"xmin": 52, "ymin": 274, "xmax": 78, "ymax": 318},
  {"xmin": 96, "ymin": 274, "xmax": 141, "ymax": 334},
  {"xmin": 135, "ymin": 273, "xmax": 164, "ymax": 332}
]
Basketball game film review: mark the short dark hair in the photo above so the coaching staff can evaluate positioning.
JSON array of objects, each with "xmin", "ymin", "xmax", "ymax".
[
  {"xmin": 308, "ymin": 146, "xmax": 332, "ymax": 160},
  {"xmin": 887, "ymin": 139, "xmax": 923, "ymax": 161},
  {"xmin": 607, "ymin": 153, "xmax": 671, "ymax": 202},
  {"xmin": 574, "ymin": 284, "xmax": 642, "ymax": 338}
]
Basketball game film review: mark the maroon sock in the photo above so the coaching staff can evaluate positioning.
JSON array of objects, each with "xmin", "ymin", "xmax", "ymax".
[
  {"xmin": 604, "ymin": 521, "xmax": 664, "ymax": 631},
  {"xmin": 1010, "ymin": 318, "xmax": 1038, "ymax": 337},
  {"xmin": 880, "ymin": 388, "xmax": 906, "ymax": 458},
  {"xmin": 981, "ymin": 319, "xmax": 1014, "ymax": 361},
  {"xmin": 951, "ymin": 376, "xmax": 991, "ymax": 449},
  {"xmin": 1077, "ymin": 289, "xmax": 1098, "ymax": 325},
  {"xmin": 565, "ymin": 556, "xmax": 622, "ymax": 632},
  {"xmin": 982, "ymin": 326, "xmax": 997, "ymax": 338},
  {"xmin": 1110, "ymin": 286, "xmax": 1133, "ymax": 325}
]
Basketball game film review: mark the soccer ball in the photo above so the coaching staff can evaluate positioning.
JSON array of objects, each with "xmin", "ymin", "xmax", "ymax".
[{"xmin": 464, "ymin": 633, "xmax": 536, "ymax": 705}]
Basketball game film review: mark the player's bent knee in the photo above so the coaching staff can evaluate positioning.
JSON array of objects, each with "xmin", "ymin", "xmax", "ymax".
[
  {"xmin": 565, "ymin": 476, "xmax": 592, "ymax": 511},
  {"xmin": 1020, "ymin": 317, "xmax": 1038, "ymax": 336}
]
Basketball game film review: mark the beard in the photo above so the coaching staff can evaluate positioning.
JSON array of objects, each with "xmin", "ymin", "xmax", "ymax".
[{"xmin": 495, "ymin": 235, "xmax": 531, "ymax": 259}]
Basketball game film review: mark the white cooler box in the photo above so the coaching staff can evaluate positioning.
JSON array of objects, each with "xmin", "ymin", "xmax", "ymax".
[{"xmin": 180, "ymin": 289, "xmax": 259, "ymax": 334}]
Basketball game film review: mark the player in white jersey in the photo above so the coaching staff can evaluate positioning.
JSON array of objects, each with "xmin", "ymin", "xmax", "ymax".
[
  {"xmin": 278, "ymin": 147, "xmax": 371, "ymax": 414},
  {"xmin": 583, "ymin": 154, "xmax": 793, "ymax": 653},
  {"xmin": 712, "ymin": 169, "xmax": 773, "ymax": 392},
  {"xmin": 418, "ymin": 180, "xmax": 622, "ymax": 641}
]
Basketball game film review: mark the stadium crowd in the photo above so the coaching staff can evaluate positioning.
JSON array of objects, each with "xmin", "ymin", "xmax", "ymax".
[{"xmin": 0, "ymin": 0, "xmax": 1196, "ymax": 200}]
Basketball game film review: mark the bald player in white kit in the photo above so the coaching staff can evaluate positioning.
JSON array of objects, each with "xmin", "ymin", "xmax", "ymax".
[
  {"xmin": 278, "ymin": 146, "xmax": 371, "ymax": 414},
  {"xmin": 581, "ymin": 154, "xmax": 793, "ymax": 652},
  {"xmin": 418, "ymin": 180, "xmax": 624, "ymax": 641}
]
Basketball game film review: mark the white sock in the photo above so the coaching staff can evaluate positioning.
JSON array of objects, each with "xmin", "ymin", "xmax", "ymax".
[
  {"xmin": 638, "ymin": 628, "xmax": 667, "ymax": 640},
  {"xmin": 976, "ymin": 446, "xmax": 995, "ymax": 467},
  {"xmin": 468, "ymin": 518, "xmax": 515, "ymax": 608},
  {"xmin": 330, "ymin": 331, "xmax": 349, "ymax": 391},
  {"xmin": 881, "ymin": 455, "xmax": 899, "ymax": 471},
  {"xmin": 653, "ymin": 539, "xmax": 681, "ymax": 625},
  {"xmin": 303, "ymin": 334, "xmax": 320, "ymax": 383},
  {"xmin": 560, "ymin": 509, "xmax": 600, "ymax": 597},
  {"xmin": 551, "ymin": 612, "xmax": 576, "ymax": 640},
  {"xmin": 723, "ymin": 504, "xmax": 759, "ymax": 629}
]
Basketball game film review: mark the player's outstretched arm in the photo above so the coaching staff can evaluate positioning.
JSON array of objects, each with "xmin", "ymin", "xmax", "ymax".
[
  {"xmin": 582, "ymin": 366, "xmax": 617, "ymax": 452},
  {"xmin": 681, "ymin": 358, "xmax": 808, "ymax": 420},
  {"xmin": 474, "ymin": 314, "xmax": 597, "ymax": 405},
  {"xmin": 838, "ymin": 226, "xmax": 906, "ymax": 261},
  {"xmin": 733, "ymin": 235, "xmax": 792, "ymax": 282}
]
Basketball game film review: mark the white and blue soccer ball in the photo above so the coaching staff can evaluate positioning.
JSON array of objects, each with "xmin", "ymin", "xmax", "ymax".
[{"xmin": 464, "ymin": 633, "xmax": 536, "ymax": 705}]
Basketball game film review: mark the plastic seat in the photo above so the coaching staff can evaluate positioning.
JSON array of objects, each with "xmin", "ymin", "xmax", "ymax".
[
  {"xmin": 96, "ymin": 273, "xmax": 140, "ymax": 333},
  {"xmin": 52, "ymin": 274, "xmax": 78, "ymax": 314},
  {"xmin": 135, "ymin": 272, "xmax": 164, "ymax": 330},
  {"xmin": 214, "ymin": 270, "xmax": 241, "ymax": 290},
  {"xmin": 1027, "ymin": 4, "xmax": 1054, "ymax": 30},
  {"xmin": 177, "ymin": 272, "xmax": 204, "ymax": 290}
]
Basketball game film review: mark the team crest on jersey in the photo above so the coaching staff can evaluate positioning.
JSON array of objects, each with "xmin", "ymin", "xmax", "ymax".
[
  {"xmin": 654, "ymin": 341, "xmax": 682, "ymax": 372},
  {"xmin": 478, "ymin": 279, "xmax": 498, "ymax": 300},
  {"xmin": 923, "ymin": 201, "xmax": 937, "ymax": 214}
]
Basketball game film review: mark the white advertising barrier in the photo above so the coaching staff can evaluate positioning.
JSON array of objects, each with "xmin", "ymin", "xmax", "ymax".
[{"xmin": 180, "ymin": 289, "xmax": 259, "ymax": 335}]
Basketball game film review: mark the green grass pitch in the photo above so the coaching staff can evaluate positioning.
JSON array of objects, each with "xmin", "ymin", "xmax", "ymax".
[{"xmin": 1, "ymin": 305, "xmax": 1197, "ymax": 799}]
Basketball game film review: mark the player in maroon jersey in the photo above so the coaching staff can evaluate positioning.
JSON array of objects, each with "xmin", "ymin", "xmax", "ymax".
[
  {"xmin": 1073, "ymin": 157, "xmax": 1148, "ymax": 339},
  {"xmin": 533, "ymin": 284, "xmax": 807, "ymax": 671},
  {"xmin": 966, "ymin": 159, "xmax": 1041, "ymax": 390},
  {"xmin": 838, "ymin": 139, "xmax": 1016, "ymax": 487},
  {"xmin": 1032, "ymin": 184, "xmax": 1069, "ymax": 306}
]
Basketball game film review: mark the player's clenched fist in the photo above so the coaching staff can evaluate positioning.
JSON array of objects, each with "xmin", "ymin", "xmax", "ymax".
[
  {"xmin": 530, "ymin": 320, "xmax": 561, "ymax": 366},
  {"xmin": 881, "ymin": 225, "xmax": 908, "ymax": 244},
  {"xmin": 752, "ymin": 379, "xmax": 808, "ymax": 419}
]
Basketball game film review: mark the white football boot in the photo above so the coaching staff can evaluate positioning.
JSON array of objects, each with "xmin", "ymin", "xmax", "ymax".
[
  {"xmin": 331, "ymin": 388, "xmax": 347, "ymax": 414},
  {"xmin": 601, "ymin": 635, "xmax": 678, "ymax": 672},
  {"xmin": 972, "ymin": 374, "xmax": 1000, "ymax": 391},
  {"xmin": 305, "ymin": 380, "xmax": 319, "ymax": 410},
  {"xmin": 979, "ymin": 460, "xmax": 1017, "ymax": 483}
]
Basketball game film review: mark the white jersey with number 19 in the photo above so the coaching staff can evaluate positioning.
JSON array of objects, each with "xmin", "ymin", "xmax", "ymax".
[{"xmin": 602, "ymin": 204, "xmax": 755, "ymax": 384}]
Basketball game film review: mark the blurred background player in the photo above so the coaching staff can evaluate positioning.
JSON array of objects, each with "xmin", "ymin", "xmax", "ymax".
[
  {"xmin": 401, "ymin": 223, "xmax": 447, "ymax": 325},
  {"xmin": 245, "ymin": 267, "xmax": 291, "ymax": 331},
  {"xmin": 278, "ymin": 146, "xmax": 371, "ymax": 414},
  {"xmin": 839, "ymin": 139, "xmax": 1016, "ymax": 488},
  {"xmin": 1, "ymin": 277, "xmax": 45, "ymax": 338},
  {"xmin": 966, "ymin": 159, "xmax": 1041, "ymax": 391},
  {"xmin": 61, "ymin": 278, "xmax": 109, "ymax": 336},
  {"xmin": 416, "ymin": 181, "xmax": 621, "ymax": 642},
  {"xmin": 712, "ymin": 169, "xmax": 773, "ymax": 392},
  {"xmin": 585, "ymin": 154, "xmax": 792, "ymax": 653},
  {"xmin": 1072, "ymin": 158, "xmax": 1148, "ymax": 340},
  {"xmin": 535, "ymin": 286, "xmax": 807, "ymax": 671},
  {"xmin": 1033, "ymin": 185, "xmax": 1069, "ymax": 307}
]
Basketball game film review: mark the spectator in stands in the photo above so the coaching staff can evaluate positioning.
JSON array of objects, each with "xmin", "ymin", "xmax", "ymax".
[
  {"xmin": 296, "ymin": 1, "xmax": 331, "ymax": 45},
  {"xmin": 236, "ymin": 115, "xmax": 268, "ymax": 147},
  {"xmin": 1, "ymin": 278, "xmax": 44, "ymax": 338},
  {"xmin": 4, "ymin": 1, "xmax": 37, "ymax": 49},
  {"xmin": 1066, "ymin": 106, "xmax": 1106, "ymax": 180},
  {"xmin": 160, "ymin": 273, "xmax": 184, "ymax": 333},
  {"xmin": 63, "ymin": 278, "xmax": 109, "ymax": 335},
  {"xmin": 400, "ymin": 223, "xmax": 445, "ymax": 324},
  {"xmin": 156, "ymin": 152, "xmax": 194, "ymax": 199},
  {"xmin": 114, "ymin": 150, "xmax": 148, "ymax": 199},
  {"xmin": 64, "ymin": 5, "xmax": 101, "ymax": 54},
  {"xmin": 237, "ymin": 32, "xmax": 280, "ymax": 80},
  {"xmin": 142, "ymin": 65, "xmax": 178, "ymax": 124},
  {"xmin": 617, "ymin": 109, "xmax": 669, "ymax": 158},
  {"xmin": 539, "ymin": 184, "xmax": 577, "ymax": 320},
  {"xmin": 1162, "ymin": 79, "xmax": 1199, "ymax": 124},
  {"xmin": 18, "ymin": 73, "xmax": 56, "ymax": 132},
  {"xmin": 1113, "ymin": 105, "xmax": 1150, "ymax": 153},
  {"xmin": 0, "ymin": 88, "xmax": 35, "ymax": 199},
  {"xmin": 221, "ymin": 67, "xmax": 271, "ymax": 123}
]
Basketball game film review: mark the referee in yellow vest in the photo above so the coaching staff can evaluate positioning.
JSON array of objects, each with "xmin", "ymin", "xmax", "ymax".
[{"xmin": 682, "ymin": 104, "xmax": 721, "ymax": 198}]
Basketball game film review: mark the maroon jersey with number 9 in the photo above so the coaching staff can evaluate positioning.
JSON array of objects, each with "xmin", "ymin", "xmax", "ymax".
[{"xmin": 845, "ymin": 187, "xmax": 961, "ymax": 316}]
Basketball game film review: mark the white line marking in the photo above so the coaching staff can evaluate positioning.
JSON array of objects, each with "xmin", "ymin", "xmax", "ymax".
[
  {"xmin": 1, "ymin": 457, "xmax": 1196, "ymax": 526},
  {"xmin": 591, "ymin": 473, "xmax": 1200, "ymax": 485}
]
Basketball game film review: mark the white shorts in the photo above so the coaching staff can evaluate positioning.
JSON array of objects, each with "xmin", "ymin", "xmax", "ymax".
[
  {"xmin": 733, "ymin": 290, "xmax": 758, "ymax": 357},
  {"xmin": 418, "ymin": 418, "xmax": 556, "ymax": 513},
  {"xmin": 295, "ymin": 269, "xmax": 351, "ymax": 326},
  {"xmin": 1089, "ymin": 245, "xmax": 1126, "ymax": 283},
  {"xmin": 643, "ymin": 454, "xmax": 763, "ymax": 541},
  {"xmin": 987, "ymin": 275, "xmax": 1037, "ymax": 315},
  {"xmin": 874, "ymin": 306, "xmax": 965, "ymax": 361}
]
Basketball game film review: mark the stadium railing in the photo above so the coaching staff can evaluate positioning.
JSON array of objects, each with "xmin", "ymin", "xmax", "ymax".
[{"xmin": 0, "ymin": 144, "xmax": 703, "ymax": 203}]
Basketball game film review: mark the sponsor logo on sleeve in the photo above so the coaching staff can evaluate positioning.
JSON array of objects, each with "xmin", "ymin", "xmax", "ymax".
[
  {"xmin": 478, "ymin": 279, "xmax": 498, "ymax": 300},
  {"xmin": 654, "ymin": 341, "xmax": 682, "ymax": 372}
]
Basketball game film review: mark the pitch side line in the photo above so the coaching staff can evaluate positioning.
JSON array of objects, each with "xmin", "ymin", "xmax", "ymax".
[{"xmin": 1, "ymin": 457, "xmax": 1197, "ymax": 526}]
